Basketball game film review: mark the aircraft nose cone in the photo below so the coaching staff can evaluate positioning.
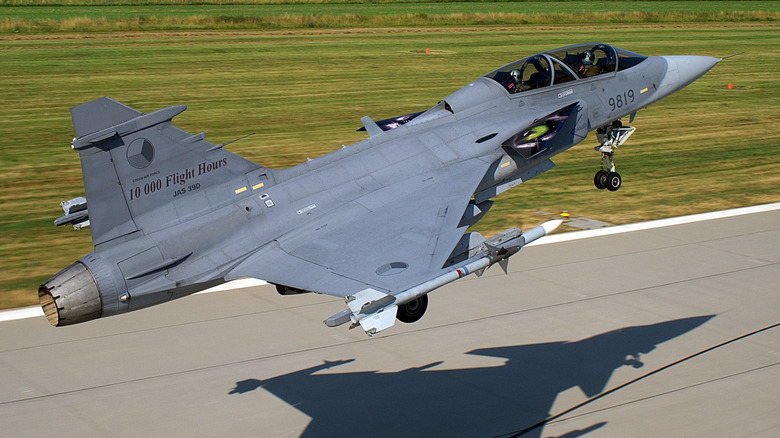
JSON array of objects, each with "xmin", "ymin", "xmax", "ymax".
[{"xmin": 659, "ymin": 55, "xmax": 720, "ymax": 94}]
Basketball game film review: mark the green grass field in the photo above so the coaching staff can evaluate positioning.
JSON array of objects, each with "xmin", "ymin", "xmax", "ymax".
[
  {"xmin": 0, "ymin": 2, "xmax": 778, "ymax": 309},
  {"xmin": 2, "ymin": 1, "xmax": 778, "ymax": 32}
]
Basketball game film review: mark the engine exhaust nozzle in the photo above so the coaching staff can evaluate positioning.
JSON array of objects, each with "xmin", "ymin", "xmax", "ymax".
[{"xmin": 38, "ymin": 262, "xmax": 102, "ymax": 326}]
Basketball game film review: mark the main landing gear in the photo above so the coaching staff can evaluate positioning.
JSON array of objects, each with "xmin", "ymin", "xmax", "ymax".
[{"xmin": 594, "ymin": 120, "xmax": 635, "ymax": 192}]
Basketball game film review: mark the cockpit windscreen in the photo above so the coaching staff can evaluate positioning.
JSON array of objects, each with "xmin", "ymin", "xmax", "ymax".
[{"xmin": 486, "ymin": 43, "xmax": 648, "ymax": 94}]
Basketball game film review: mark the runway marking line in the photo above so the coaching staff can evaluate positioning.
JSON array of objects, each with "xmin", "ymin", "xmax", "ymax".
[{"xmin": 4, "ymin": 202, "xmax": 779, "ymax": 324}]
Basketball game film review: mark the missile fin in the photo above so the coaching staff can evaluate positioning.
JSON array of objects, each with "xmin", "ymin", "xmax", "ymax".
[
  {"xmin": 498, "ymin": 258, "xmax": 509, "ymax": 275},
  {"xmin": 359, "ymin": 304, "xmax": 398, "ymax": 336}
]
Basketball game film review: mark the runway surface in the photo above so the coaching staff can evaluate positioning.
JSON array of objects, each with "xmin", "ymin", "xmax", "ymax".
[{"xmin": 1, "ymin": 207, "xmax": 778, "ymax": 437}]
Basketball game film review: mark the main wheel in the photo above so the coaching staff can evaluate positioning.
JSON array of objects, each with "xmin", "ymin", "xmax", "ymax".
[
  {"xmin": 594, "ymin": 170, "xmax": 608, "ymax": 190},
  {"xmin": 606, "ymin": 172, "xmax": 622, "ymax": 191},
  {"xmin": 396, "ymin": 294, "xmax": 428, "ymax": 323}
]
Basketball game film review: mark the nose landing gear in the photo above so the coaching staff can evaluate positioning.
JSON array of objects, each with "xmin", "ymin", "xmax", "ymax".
[{"xmin": 594, "ymin": 120, "xmax": 635, "ymax": 191}]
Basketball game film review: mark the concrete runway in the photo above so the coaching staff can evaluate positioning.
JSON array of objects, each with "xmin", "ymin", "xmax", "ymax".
[{"xmin": 1, "ymin": 207, "xmax": 778, "ymax": 437}]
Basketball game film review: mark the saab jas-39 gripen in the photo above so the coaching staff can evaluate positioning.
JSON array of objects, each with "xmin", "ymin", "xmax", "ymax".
[{"xmin": 41, "ymin": 43, "xmax": 720, "ymax": 336}]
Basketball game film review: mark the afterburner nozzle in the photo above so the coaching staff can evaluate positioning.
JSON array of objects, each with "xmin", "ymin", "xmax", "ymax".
[{"xmin": 39, "ymin": 262, "xmax": 102, "ymax": 326}]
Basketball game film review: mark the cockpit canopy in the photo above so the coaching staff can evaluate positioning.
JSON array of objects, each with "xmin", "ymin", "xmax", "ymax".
[{"xmin": 486, "ymin": 43, "xmax": 647, "ymax": 94}]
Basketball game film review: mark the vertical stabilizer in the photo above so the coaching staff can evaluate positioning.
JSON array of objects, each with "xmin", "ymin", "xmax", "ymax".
[
  {"xmin": 69, "ymin": 97, "xmax": 262, "ymax": 246},
  {"xmin": 71, "ymin": 97, "xmax": 142, "ymax": 137}
]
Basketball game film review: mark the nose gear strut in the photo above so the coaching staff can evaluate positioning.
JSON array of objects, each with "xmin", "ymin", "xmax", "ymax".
[{"xmin": 594, "ymin": 120, "xmax": 635, "ymax": 191}]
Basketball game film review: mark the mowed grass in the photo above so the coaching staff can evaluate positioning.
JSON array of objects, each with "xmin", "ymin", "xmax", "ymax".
[
  {"xmin": 0, "ymin": 23, "xmax": 778, "ymax": 308},
  {"xmin": 2, "ymin": 1, "xmax": 778, "ymax": 32}
]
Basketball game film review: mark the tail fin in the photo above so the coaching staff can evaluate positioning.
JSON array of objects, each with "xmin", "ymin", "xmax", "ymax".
[{"xmin": 70, "ymin": 97, "xmax": 263, "ymax": 246}]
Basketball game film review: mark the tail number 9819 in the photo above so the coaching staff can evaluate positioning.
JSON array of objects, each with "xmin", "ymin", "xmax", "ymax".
[{"xmin": 608, "ymin": 90, "xmax": 635, "ymax": 111}]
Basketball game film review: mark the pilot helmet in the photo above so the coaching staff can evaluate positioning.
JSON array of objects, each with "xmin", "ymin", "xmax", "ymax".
[
  {"xmin": 581, "ymin": 50, "xmax": 594, "ymax": 65},
  {"xmin": 509, "ymin": 69, "xmax": 522, "ymax": 83}
]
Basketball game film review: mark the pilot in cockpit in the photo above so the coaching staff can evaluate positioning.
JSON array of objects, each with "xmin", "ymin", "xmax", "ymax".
[
  {"xmin": 509, "ymin": 69, "xmax": 522, "ymax": 87},
  {"xmin": 492, "ymin": 55, "xmax": 551, "ymax": 94},
  {"xmin": 563, "ymin": 49, "xmax": 595, "ymax": 77},
  {"xmin": 516, "ymin": 56, "xmax": 550, "ymax": 92},
  {"xmin": 578, "ymin": 50, "xmax": 595, "ymax": 75}
]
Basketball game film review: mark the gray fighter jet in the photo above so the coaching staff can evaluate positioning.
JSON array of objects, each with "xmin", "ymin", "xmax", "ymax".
[{"xmin": 40, "ymin": 43, "xmax": 719, "ymax": 336}]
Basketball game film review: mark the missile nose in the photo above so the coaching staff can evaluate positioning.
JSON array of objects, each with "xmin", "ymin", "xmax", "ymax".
[
  {"xmin": 658, "ymin": 55, "xmax": 720, "ymax": 94},
  {"xmin": 541, "ymin": 219, "xmax": 563, "ymax": 235}
]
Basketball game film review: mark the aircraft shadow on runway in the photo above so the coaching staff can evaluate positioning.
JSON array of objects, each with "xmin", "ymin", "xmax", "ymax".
[{"xmin": 230, "ymin": 315, "xmax": 714, "ymax": 438}]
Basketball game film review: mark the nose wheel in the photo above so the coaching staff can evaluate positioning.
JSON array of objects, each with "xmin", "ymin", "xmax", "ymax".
[{"xmin": 594, "ymin": 120, "xmax": 634, "ymax": 192}]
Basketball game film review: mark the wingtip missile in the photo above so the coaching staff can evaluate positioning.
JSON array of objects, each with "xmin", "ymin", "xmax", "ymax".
[{"xmin": 54, "ymin": 197, "xmax": 90, "ymax": 229}]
